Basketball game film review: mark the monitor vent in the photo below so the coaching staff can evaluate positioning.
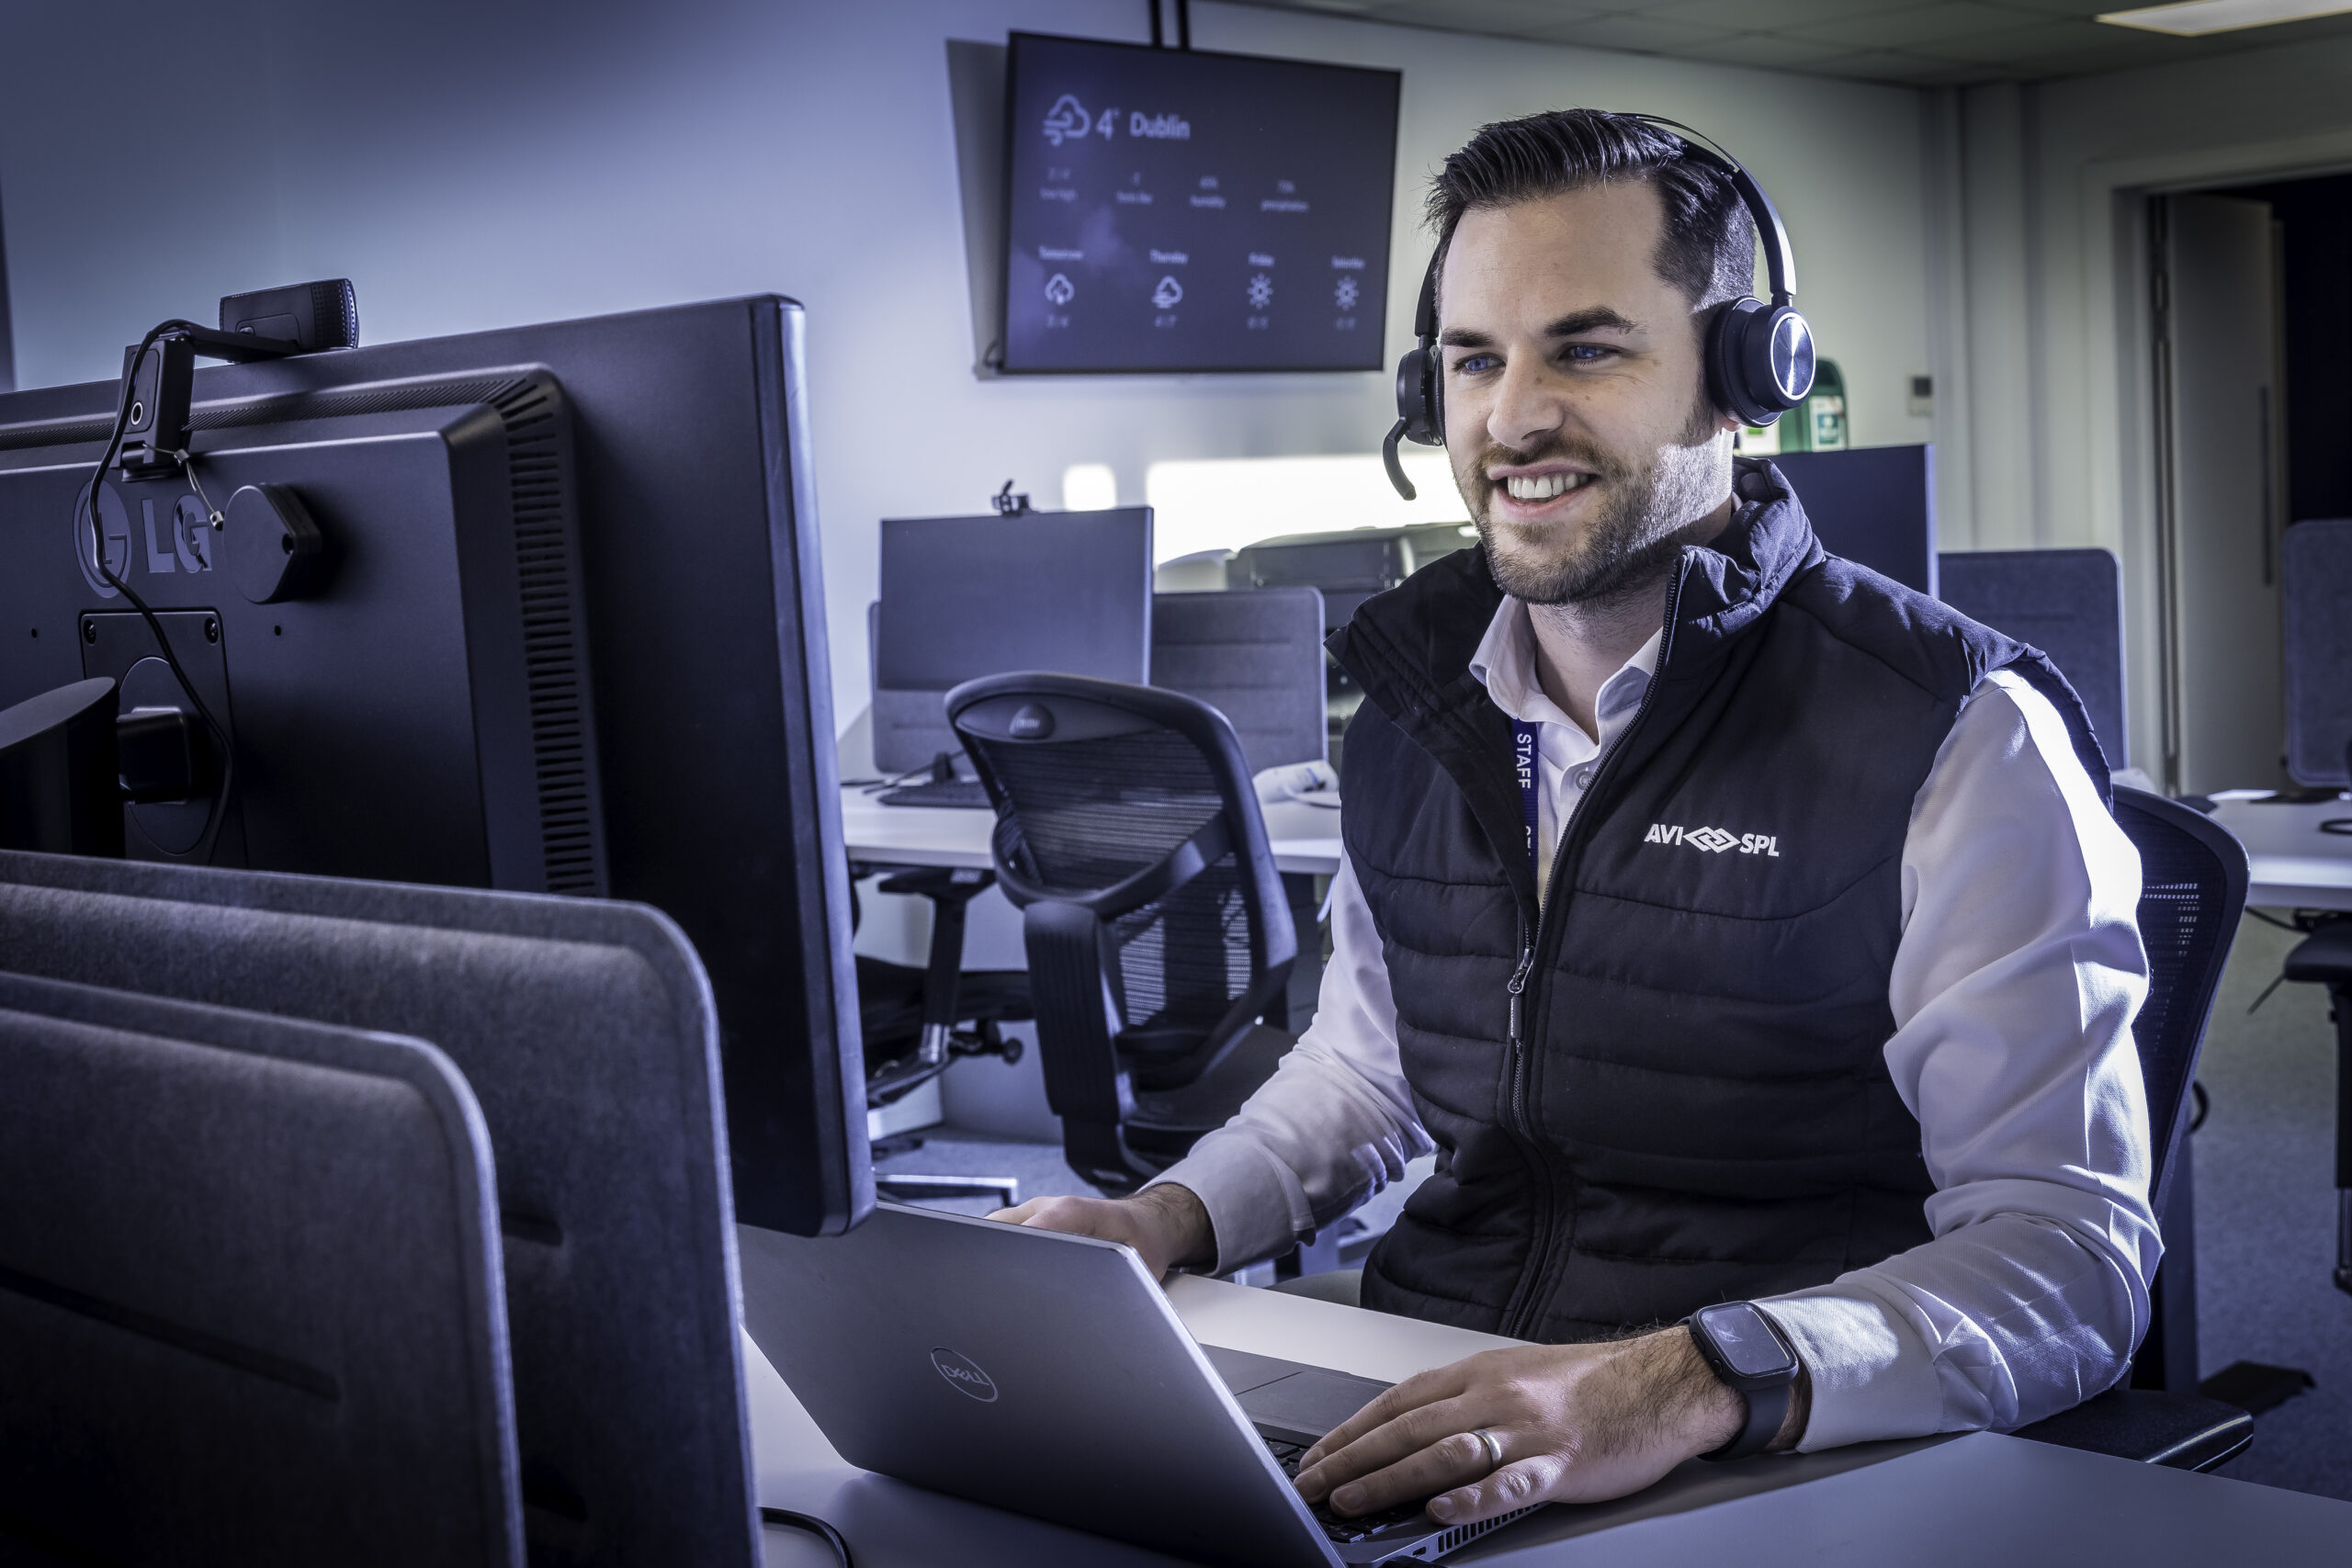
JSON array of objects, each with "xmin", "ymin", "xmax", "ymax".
[{"xmin": 488, "ymin": 377, "xmax": 605, "ymax": 897}]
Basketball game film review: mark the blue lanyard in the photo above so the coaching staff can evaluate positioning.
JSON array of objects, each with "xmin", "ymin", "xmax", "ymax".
[{"xmin": 1510, "ymin": 718, "xmax": 1540, "ymax": 884}]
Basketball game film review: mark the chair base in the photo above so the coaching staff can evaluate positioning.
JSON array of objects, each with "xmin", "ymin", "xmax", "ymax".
[{"xmin": 2012, "ymin": 1388, "xmax": 2254, "ymax": 1472}]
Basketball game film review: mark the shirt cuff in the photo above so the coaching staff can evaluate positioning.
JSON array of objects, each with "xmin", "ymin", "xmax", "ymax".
[
  {"xmin": 1147, "ymin": 1127, "xmax": 1314, "ymax": 1276},
  {"xmin": 1759, "ymin": 1290, "xmax": 1944, "ymax": 1452}
]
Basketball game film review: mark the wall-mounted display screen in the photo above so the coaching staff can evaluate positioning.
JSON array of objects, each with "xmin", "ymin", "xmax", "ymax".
[{"xmin": 1001, "ymin": 33, "xmax": 1401, "ymax": 375}]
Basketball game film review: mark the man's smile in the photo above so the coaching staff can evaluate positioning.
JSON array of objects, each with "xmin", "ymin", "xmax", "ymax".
[{"xmin": 1486, "ymin": 461, "xmax": 1602, "ymax": 523}]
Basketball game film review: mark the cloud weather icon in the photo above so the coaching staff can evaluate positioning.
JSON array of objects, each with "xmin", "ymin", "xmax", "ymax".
[
  {"xmin": 1247, "ymin": 274, "xmax": 1273, "ymax": 310},
  {"xmin": 1042, "ymin": 95, "xmax": 1089, "ymax": 146},
  {"xmin": 1045, "ymin": 273, "xmax": 1076, "ymax": 306},
  {"xmin": 1152, "ymin": 276, "xmax": 1183, "ymax": 310}
]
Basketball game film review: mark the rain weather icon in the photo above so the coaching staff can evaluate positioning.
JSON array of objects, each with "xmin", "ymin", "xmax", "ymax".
[
  {"xmin": 1247, "ymin": 274, "xmax": 1274, "ymax": 310},
  {"xmin": 1045, "ymin": 273, "xmax": 1076, "ymax": 306},
  {"xmin": 1042, "ymin": 95, "xmax": 1089, "ymax": 146},
  {"xmin": 1334, "ymin": 276, "xmax": 1360, "ymax": 310},
  {"xmin": 1151, "ymin": 276, "xmax": 1184, "ymax": 310}
]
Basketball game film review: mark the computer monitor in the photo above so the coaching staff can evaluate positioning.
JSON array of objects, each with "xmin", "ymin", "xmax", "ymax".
[
  {"xmin": 872, "ymin": 507, "xmax": 1153, "ymax": 774},
  {"xmin": 0, "ymin": 296, "xmax": 863, "ymax": 1237}
]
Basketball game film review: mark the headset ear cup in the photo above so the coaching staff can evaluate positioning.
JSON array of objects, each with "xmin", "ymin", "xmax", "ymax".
[
  {"xmin": 1710, "ymin": 298, "xmax": 1815, "ymax": 426},
  {"xmin": 1395, "ymin": 346, "xmax": 1443, "ymax": 446}
]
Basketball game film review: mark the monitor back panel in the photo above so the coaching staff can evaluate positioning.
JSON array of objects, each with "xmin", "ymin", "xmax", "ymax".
[
  {"xmin": 0, "ymin": 850, "xmax": 756, "ymax": 1568},
  {"xmin": 0, "ymin": 972, "xmax": 522, "ymax": 1568},
  {"xmin": 0, "ymin": 296, "xmax": 864, "ymax": 1239},
  {"xmin": 1771, "ymin": 445, "xmax": 1938, "ymax": 597},
  {"xmin": 875, "ymin": 508, "xmax": 1152, "ymax": 773}
]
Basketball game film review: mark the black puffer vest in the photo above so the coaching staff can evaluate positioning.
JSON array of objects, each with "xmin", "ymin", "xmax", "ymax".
[{"xmin": 1329, "ymin": 460, "xmax": 2109, "ymax": 1343}]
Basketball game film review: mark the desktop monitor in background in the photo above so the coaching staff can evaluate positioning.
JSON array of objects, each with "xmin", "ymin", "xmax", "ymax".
[
  {"xmin": 0, "ymin": 296, "xmax": 865, "ymax": 1240},
  {"xmin": 873, "ymin": 507, "xmax": 1153, "ymax": 774},
  {"xmin": 1770, "ymin": 445, "xmax": 1939, "ymax": 596}
]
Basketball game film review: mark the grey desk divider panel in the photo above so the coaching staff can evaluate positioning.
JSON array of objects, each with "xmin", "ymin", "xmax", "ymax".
[
  {"xmin": 0, "ymin": 972, "xmax": 522, "ymax": 1568},
  {"xmin": 1937, "ymin": 547, "xmax": 2129, "ymax": 772},
  {"xmin": 1151, "ymin": 587, "xmax": 1329, "ymax": 772},
  {"xmin": 0, "ymin": 850, "xmax": 756, "ymax": 1568},
  {"xmin": 2283, "ymin": 519, "xmax": 2352, "ymax": 786}
]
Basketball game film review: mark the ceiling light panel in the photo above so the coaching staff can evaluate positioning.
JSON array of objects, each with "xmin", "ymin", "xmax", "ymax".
[{"xmin": 2099, "ymin": 1, "xmax": 2352, "ymax": 35}]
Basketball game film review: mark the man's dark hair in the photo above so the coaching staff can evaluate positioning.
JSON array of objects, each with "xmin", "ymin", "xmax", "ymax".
[{"xmin": 1425, "ymin": 109, "xmax": 1757, "ymax": 310}]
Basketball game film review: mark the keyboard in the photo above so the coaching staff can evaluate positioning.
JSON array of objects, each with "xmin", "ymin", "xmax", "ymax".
[
  {"xmin": 1261, "ymin": 1437, "xmax": 1430, "ymax": 1544},
  {"xmin": 876, "ymin": 777, "xmax": 991, "ymax": 809}
]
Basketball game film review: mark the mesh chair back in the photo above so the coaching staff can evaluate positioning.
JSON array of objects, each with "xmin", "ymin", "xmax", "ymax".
[
  {"xmin": 949, "ymin": 674, "xmax": 1293, "ymax": 1059},
  {"xmin": 2113, "ymin": 787, "xmax": 2249, "ymax": 1211}
]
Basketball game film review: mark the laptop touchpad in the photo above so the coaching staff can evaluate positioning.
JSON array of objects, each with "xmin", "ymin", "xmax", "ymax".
[{"xmin": 1233, "ymin": 1368, "xmax": 1393, "ymax": 1445}]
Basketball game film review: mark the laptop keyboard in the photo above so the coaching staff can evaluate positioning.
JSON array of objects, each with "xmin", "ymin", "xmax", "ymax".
[{"xmin": 1261, "ymin": 1438, "xmax": 1431, "ymax": 1544}]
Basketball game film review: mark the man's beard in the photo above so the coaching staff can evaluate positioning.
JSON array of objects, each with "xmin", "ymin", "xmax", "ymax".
[{"xmin": 1465, "ymin": 401, "xmax": 1727, "ymax": 608}]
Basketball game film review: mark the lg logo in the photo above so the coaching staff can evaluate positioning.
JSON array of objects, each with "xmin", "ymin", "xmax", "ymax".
[
  {"xmin": 74, "ymin": 483, "xmax": 215, "ymax": 598},
  {"xmin": 930, "ymin": 1348, "xmax": 999, "ymax": 1403}
]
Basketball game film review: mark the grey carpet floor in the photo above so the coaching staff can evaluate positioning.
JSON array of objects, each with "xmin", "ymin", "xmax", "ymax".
[{"xmin": 2194, "ymin": 911, "xmax": 2352, "ymax": 1499}]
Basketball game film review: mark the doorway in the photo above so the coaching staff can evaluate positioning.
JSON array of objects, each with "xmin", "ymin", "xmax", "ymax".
[{"xmin": 2150, "ymin": 171, "xmax": 2352, "ymax": 795}]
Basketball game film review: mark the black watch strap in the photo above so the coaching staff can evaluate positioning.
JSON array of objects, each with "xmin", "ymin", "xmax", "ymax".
[{"xmin": 1696, "ymin": 1374, "xmax": 1788, "ymax": 1462}]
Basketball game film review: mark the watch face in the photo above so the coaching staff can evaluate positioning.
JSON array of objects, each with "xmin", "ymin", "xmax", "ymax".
[{"xmin": 1698, "ymin": 1303, "xmax": 1794, "ymax": 1380}]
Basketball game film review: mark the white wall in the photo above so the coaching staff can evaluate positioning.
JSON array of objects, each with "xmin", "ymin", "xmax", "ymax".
[
  {"xmin": 1937, "ymin": 33, "xmax": 2352, "ymax": 772},
  {"xmin": 0, "ymin": 0, "xmax": 1936, "ymax": 724}
]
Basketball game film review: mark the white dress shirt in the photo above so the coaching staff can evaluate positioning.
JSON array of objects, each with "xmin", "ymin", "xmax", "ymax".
[{"xmin": 1153, "ymin": 595, "xmax": 2158, "ymax": 1451}]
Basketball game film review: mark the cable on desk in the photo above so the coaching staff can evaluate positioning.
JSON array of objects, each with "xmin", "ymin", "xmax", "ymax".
[{"xmin": 759, "ymin": 1506, "xmax": 854, "ymax": 1567}]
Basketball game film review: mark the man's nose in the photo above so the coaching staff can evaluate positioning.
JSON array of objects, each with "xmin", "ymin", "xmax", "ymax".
[{"xmin": 1487, "ymin": 356, "xmax": 1566, "ymax": 455}]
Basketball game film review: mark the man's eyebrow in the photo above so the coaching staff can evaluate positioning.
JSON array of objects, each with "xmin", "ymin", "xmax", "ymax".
[
  {"xmin": 1546, "ymin": 307, "xmax": 1640, "ymax": 337},
  {"xmin": 1436, "ymin": 327, "xmax": 1494, "ymax": 349}
]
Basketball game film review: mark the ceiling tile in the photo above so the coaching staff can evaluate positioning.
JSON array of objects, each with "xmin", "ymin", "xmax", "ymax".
[
  {"xmin": 1922, "ymin": 17, "xmax": 2109, "ymax": 62},
  {"xmin": 1783, "ymin": 1, "xmax": 2057, "ymax": 49},
  {"xmin": 1795, "ymin": 46, "xmax": 1972, "ymax": 79},
  {"xmin": 1648, "ymin": 30, "xmax": 1872, "ymax": 66},
  {"xmin": 1644, "ymin": 0, "xmax": 1932, "ymax": 28},
  {"xmin": 1524, "ymin": 12, "xmax": 1726, "ymax": 49},
  {"xmin": 1367, "ymin": 0, "xmax": 1611, "ymax": 34}
]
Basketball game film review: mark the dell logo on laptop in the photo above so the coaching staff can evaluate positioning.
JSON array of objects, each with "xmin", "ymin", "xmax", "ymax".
[{"xmin": 931, "ymin": 1347, "xmax": 999, "ymax": 1402}]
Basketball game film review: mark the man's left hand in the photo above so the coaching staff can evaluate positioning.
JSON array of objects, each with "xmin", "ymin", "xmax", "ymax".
[{"xmin": 1292, "ymin": 1327, "xmax": 1803, "ymax": 1525}]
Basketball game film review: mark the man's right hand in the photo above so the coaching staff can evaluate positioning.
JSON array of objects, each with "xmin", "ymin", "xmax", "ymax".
[{"xmin": 988, "ymin": 1183, "xmax": 1216, "ymax": 1280}]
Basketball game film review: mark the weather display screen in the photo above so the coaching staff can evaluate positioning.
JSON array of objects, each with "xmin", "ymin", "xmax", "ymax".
[{"xmin": 1001, "ymin": 34, "xmax": 1401, "ymax": 374}]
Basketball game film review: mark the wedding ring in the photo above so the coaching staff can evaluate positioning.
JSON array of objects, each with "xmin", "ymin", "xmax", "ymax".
[{"xmin": 1469, "ymin": 1427, "xmax": 1506, "ymax": 1472}]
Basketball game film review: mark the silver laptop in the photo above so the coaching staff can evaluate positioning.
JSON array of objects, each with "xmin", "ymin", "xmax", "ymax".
[{"xmin": 738, "ymin": 1203, "xmax": 1540, "ymax": 1566}]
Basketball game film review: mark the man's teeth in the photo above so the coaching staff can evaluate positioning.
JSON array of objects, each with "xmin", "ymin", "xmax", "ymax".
[{"xmin": 1503, "ymin": 473, "xmax": 1590, "ymax": 502}]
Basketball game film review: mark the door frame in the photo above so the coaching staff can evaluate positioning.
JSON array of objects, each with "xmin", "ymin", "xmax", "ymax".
[{"xmin": 2077, "ymin": 130, "xmax": 2352, "ymax": 784}]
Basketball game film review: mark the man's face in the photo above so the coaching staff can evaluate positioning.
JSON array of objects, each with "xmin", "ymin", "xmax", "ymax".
[{"xmin": 1439, "ymin": 180, "xmax": 1737, "ymax": 605}]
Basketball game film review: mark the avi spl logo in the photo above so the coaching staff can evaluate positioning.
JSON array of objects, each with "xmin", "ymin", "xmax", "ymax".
[
  {"xmin": 1646, "ymin": 823, "xmax": 1781, "ymax": 858},
  {"xmin": 930, "ymin": 1347, "xmax": 999, "ymax": 1403}
]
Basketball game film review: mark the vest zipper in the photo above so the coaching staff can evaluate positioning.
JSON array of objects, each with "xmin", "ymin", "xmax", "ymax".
[{"xmin": 1498, "ymin": 563, "xmax": 1689, "ymax": 1342}]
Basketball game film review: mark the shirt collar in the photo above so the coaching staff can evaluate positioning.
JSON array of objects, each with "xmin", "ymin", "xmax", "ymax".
[{"xmin": 1467, "ymin": 596, "xmax": 1661, "ymax": 744}]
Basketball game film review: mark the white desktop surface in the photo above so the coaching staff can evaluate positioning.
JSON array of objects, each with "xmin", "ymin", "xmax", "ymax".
[
  {"xmin": 2207, "ymin": 795, "xmax": 2352, "ymax": 912},
  {"xmin": 746, "ymin": 1270, "xmax": 2352, "ymax": 1567},
  {"xmin": 841, "ymin": 787, "xmax": 1346, "ymax": 877}
]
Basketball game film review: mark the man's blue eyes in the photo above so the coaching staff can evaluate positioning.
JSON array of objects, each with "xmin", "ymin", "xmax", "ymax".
[{"xmin": 1453, "ymin": 345, "xmax": 1612, "ymax": 375}]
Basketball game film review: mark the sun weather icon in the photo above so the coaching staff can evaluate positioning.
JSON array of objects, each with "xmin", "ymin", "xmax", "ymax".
[
  {"xmin": 1334, "ymin": 276, "xmax": 1360, "ymax": 310},
  {"xmin": 1044, "ymin": 273, "xmax": 1076, "ymax": 306},
  {"xmin": 1247, "ymin": 274, "xmax": 1274, "ymax": 310},
  {"xmin": 1151, "ymin": 276, "xmax": 1184, "ymax": 310},
  {"xmin": 1042, "ymin": 95, "xmax": 1089, "ymax": 146}
]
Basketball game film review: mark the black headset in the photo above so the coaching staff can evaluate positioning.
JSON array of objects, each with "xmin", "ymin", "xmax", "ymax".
[{"xmin": 1381, "ymin": 115, "xmax": 1815, "ymax": 502}]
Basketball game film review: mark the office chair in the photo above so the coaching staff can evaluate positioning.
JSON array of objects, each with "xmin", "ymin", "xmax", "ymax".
[
  {"xmin": 0, "ymin": 971, "xmax": 522, "ymax": 1568},
  {"xmin": 2013, "ymin": 786, "xmax": 2254, "ymax": 1471},
  {"xmin": 948, "ymin": 673, "xmax": 1296, "ymax": 1195}
]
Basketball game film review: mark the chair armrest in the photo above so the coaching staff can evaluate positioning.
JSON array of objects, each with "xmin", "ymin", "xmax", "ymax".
[{"xmin": 2011, "ymin": 1388, "xmax": 2252, "ymax": 1472}]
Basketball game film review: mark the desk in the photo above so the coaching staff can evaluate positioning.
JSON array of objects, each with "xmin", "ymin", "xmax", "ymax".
[
  {"xmin": 841, "ymin": 787, "xmax": 1346, "ymax": 877},
  {"xmin": 2207, "ymin": 795, "xmax": 2352, "ymax": 911},
  {"xmin": 748, "ymin": 1273, "xmax": 2352, "ymax": 1566}
]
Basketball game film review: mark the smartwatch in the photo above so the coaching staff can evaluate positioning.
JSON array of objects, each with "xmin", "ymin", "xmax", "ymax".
[{"xmin": 1682, "ymin": 1301, "xmax": 1801, "ymax": 1461}]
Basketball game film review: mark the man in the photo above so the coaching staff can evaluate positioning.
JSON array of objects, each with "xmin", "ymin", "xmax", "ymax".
[{"xmin": 995, "ymin": 110, "xmax": 2154, "ymax": 1528}]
